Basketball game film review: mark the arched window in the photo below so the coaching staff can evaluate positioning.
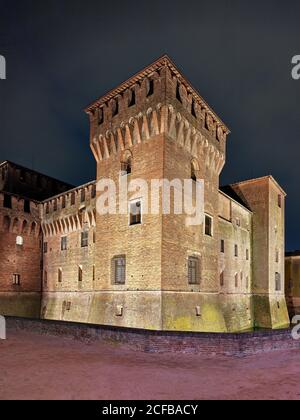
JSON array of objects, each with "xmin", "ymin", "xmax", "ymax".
[{"xmin": 121, "ymin": 152, "xmax": 132, "ymax": 176}]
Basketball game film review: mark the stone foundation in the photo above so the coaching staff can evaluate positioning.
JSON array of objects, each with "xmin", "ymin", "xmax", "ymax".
[{"xmin": 5, "ymin": 316, "xmax": 299, "ymax": 357}]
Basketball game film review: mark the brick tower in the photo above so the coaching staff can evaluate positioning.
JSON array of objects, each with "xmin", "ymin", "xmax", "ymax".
[{"xmin": 86, "ymin": 55, "xmax": 229, "ymax": 331}]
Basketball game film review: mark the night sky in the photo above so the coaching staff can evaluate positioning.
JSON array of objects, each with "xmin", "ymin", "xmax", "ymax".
[{"xmin": 0, "ymin": 0, "xmax": 300, "ymax": 251}]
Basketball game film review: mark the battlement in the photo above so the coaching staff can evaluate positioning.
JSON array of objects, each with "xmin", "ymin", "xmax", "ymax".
[
  {"xmin": 0, "ymin": 191, "xmax": 41, "ymax": 237},
  {"xmin": 0, "ymin": 161, "xmax": 74, "ymax": 201},
  {"xmin": 41, "ymin": 181, "xmax": 96, "ymax": 238},
  {"xmin": 86, "ymin": 56, "xmax": 229, "ymax": 173}
]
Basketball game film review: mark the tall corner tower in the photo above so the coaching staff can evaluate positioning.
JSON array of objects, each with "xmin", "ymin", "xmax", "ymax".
[
  {"xmin": 231, "ymin": 177, "xmax": 290, "ymax": 329},
  {"xmin": 85, "ymin": 56, "xmax": 230, "ymax": 332}
]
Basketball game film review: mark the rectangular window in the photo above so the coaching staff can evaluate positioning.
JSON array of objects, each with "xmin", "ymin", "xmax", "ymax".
[
  {"xmin": 246, "ymin": 249, "xmax": 249, "ymax": 261},
  {"xmin": 81, "ymin": 189, "xmax": 85, "ymax": 202},
  {"xmin": 234, "ymin": 245, "xmax": 238, "ymax": 257},
  {"xmin": 276, "ymin": 250, "xmax": 279, "ymax": 263},
  {"xmin": 81, "ymin": 231, "xmax": 89, "ymax": 248},
  {"xmin": 61, "ymin": 236, "xmax": 67, "ymax": 251},
  {"xmin": 93, "ymin": 265, "xmax": 95, "ymax": 282},
  {"xmin": 78, "ymin": 266, "xmax": 83, "ymax": 282},
  {"xmin": 13, "ymin": 274, "xmax": 21, "ymax": 286},
  {"xmin": 43, "ymin": 242, "xmax": 48, "ymax": 254},
  {"xmin": 53, "ymin": 199, "xmax": 57, "ymax": 211},
  {"xmin": 278, "ymin": 195, "xmax": 282, "ymax": 208},
  {"xmin": 129, "ymin": 200, "xmax": 142, "ymax": 226},
  {"xmin": 71, "ymin": 193, "xmax": 75, "ymax": 205},
  {"xmin": 3, "ymin": 194, "xmax": 12, "ymax": 209},
  {"xmin": 205, "ymin": 215, "xmax": 213, "ymax": 237},
  {"xmin": 188, "ymin": 256, "xmax": 200, "ymax": 285},
  {"xmin": 44, "ymin": 271, "xmax": 47, "ymax": 286},
  {"xmin": 62, "ymin": 196, "xmax": 66, "ymax": 209},
  {"xmin": 221, "ymin": 240, "xmax": 225, "ymax": 253},
  {"xmin": 112, "ymin": 256, "xmax": 126, "ymax": 285},
  {"xmin": 275, "ymin": 272, "xmax": 281, "ymax": 291},
  {"xmin": 58, "ymin": 268, "xmax": 62, "ymax": 283}
]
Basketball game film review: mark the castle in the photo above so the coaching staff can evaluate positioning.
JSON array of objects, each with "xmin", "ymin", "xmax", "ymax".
[{"xmin": 0, "ymin": 56, "xmax": 291, "ymax": 332}]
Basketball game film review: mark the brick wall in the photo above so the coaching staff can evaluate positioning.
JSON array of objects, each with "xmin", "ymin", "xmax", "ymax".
[
  {"xmin": 6, "ymin": 317, "xmax": 298, "ymax": 357},
  {"xmin": 0, "ymin": 193, "xmax": 42, "ymax": 317}
]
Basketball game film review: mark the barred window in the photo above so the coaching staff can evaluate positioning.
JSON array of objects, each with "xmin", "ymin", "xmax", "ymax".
[
  {"xmin": 188, "ymin": 257, "xmax": 200, "ymax": 285},
  {"xmin": 61, "ymin": 236, "xmax": 67, "ymax": 251},
  {"xmin": 43, "ymin": 242, "xmax": 48, "ymax": 254},
  {"xmin": 112, "ymin": 256, "xmax": 126, "ymax": 285},
  {"xmin": 81, "ymin": 231, "xmax": 89, "ymax": 248},
  {"xmin": 13, "ymin": 274, "xmax": 21, "ymax": 286}
]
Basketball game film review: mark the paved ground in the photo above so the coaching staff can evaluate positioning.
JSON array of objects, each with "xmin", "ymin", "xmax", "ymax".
[{"xmin": 0, "ymin": 330, "xmax": 300, "ymax": 400}]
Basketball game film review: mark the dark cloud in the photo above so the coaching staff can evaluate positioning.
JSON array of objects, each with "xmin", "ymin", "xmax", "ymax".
[{"xmin": 0, "ymin": 0, "xmax": 300, "ymax": 250}]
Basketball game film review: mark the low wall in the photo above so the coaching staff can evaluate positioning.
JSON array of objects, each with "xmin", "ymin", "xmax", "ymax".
[{"xmin": 5, "ymin": 317, "xmax": 300, "ymax": 357}]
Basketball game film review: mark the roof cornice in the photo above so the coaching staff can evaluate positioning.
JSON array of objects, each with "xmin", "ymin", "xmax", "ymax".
[{"xmin": 84, "ymin": 54, "xmax": 230, "ymax": 134}]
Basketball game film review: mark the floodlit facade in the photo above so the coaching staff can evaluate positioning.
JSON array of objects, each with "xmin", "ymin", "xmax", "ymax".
[{"xmin": 0, "ymin": 56, "xmax": 290, "ymax": 332}]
